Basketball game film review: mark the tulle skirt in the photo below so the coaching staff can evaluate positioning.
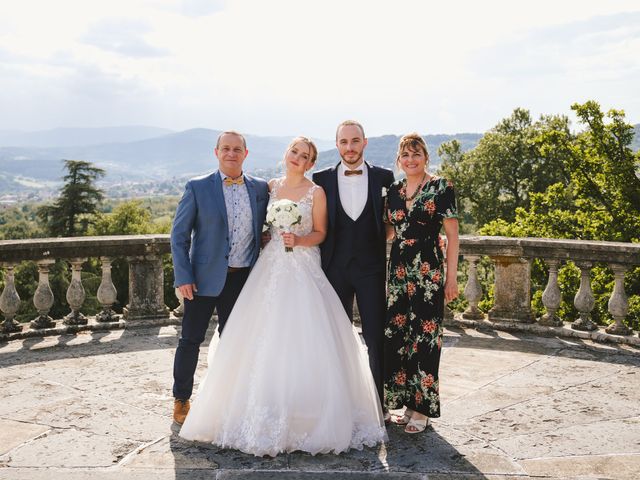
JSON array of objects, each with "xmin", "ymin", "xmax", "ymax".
[{"xmin": 179, "ymin": 240, "xmax": 387, "ymax": 457}]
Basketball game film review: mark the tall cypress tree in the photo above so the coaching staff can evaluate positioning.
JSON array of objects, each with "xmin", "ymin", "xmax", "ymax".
[{"xmin": 37, "ymin": 160, "xmax": 105, "ymax": 237}]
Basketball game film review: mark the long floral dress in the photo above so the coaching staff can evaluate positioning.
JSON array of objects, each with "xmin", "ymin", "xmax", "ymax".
[{"xmin": 383, "ymin": 176, "xmax": 457, "ymax": 417}]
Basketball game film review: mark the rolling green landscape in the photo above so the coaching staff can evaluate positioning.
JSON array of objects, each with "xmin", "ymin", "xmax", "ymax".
[{"xmin": 1, "ymin": 101, "xmax": 639, "ymax": 330}]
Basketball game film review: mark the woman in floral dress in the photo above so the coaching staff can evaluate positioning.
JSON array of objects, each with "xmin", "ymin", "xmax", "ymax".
[{"xmin": 383, "ymin": 133, "xmax": 459, "ymax": 434}]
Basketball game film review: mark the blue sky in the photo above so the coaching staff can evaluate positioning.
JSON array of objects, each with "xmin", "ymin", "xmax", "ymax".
[{"xmin": 0, "ymin": 0, "xmax": 638, "ymax": 139}]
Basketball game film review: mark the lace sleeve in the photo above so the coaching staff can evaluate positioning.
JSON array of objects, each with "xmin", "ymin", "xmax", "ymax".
[{"xmin": 268, "ymin": 178, "xmax": 282, "ymax": 198}]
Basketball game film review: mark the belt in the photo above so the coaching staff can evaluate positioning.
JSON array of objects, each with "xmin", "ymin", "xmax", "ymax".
[{"xmin": 227, "ymin": 266, "xmax": 248, "ymax": 273}]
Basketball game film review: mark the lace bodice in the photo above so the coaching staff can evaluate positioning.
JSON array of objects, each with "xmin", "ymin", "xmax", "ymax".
[{"xmin": 268, "ymin": 178, "xmax": 318, "ymax": 238}]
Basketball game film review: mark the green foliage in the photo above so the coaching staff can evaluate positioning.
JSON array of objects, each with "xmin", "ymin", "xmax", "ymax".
[
  {"xmin": 438, "ymin": 109, "xmax": 570, "ymax": 228},
  {"xmin": 437, "ymin": 140, "xmax": 475, "ymax": 234},
  {"xmin": 37, "ymin": 160, "xmax": 105, "ymax": 237},
  {"xmin": 475, "ymin": 101, "xmax": 640, "ymax": 328},
  {"xmin": 0, "ymin": 204, "xmax": 45, "ymax": 240},
  {"xmin": 91, "ymin": 200, "xmax": 154, "ymax": 235}
]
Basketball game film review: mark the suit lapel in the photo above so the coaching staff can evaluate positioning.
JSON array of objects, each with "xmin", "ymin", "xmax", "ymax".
[
  {"xmin": 212, "ymin": 171, "xmax": 229, "ymax": 231},
  {"xmin": 366, "ymin": 162, "xmax": 383, "ymax": 234},
  {"xmin": 244, "ymin": 175, "xmax": 259, "ymax": 240},
  {"xmin": 327, "ymin": 163, "xmax": 340, "ymax": 228}
]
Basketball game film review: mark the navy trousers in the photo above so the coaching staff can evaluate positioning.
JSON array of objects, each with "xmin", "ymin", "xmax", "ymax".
[
  {"xmin": 325, "ymin": 261, "xmax": 387, "ymax": 406},
  {"xmin": 172, "ymin": 268, "xmax": 250, "ymax": 400}
]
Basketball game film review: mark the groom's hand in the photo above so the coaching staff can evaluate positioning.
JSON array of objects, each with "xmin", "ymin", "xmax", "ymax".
[
  {"xmin": 261, "ymin": 231, "xmax": 271, "ymax": 248},
  {"xmin": 178, "ymin": 283, "xmax": 197, "ymax": 301}
]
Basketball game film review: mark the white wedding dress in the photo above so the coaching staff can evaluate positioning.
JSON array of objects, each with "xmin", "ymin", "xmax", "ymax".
[{"xmin": 179, "ymin": 180, "xmax": 387, "ymax": 457}]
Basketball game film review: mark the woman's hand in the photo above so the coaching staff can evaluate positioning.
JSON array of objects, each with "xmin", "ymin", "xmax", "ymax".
[
  {"xmin": 444, "ymin": 278, "xmax": 458, "ymax": 304},
  {"xmin": 281, "ymin": 232, "xmax": 298, "ymax": 249}
]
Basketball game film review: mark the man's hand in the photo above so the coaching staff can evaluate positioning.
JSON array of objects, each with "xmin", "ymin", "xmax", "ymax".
[
  {"xmin": 261, "ymin": 231, "xmax": 271, "ymax": 248},
  {"xmin": 178, "ymin": 283, "xmax": 197, "ymax": 301}
]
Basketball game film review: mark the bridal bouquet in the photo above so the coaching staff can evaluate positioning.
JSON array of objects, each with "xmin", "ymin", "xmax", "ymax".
[{"xmin": 266, "ymin": 199, "xmax": 302, "ymax": 252}]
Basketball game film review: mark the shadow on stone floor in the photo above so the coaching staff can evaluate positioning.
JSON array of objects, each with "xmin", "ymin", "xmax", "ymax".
[
  {"xmin": 0, "ymin": 325, "xmax": 178, "ymax": 366},
  {"xmin": 3, "ymin": 323, "xmax": 638, "ymax": 370},
  {"xmin": 167, "ymin": 420, "xmax": 489, "ymax": 478},
  {"xmin": 445, "ymin": 326, "xmax": 640, "ymax": 366}
]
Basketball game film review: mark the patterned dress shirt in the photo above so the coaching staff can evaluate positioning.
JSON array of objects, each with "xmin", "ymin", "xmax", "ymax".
[{"xmin": 221, "ymin": 173, "xmax": 254, "ymax": 268}]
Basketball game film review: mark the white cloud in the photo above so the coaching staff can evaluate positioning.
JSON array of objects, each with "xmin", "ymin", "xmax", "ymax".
[
  {"xmin": 81, "ymin": 18, "xmax": 169, "ymax": 57},
  {"xmin": 0, "ymin": 0, "xmax": 638, "ymax": 137}
]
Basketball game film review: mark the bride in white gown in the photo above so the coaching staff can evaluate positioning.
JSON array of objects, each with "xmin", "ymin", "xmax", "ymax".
[{"xmin": 179, "ymin": 136, "xmax": 387, "ymax": 457}]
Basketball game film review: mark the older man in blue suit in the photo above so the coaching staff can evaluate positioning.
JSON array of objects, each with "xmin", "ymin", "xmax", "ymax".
[{"xmin": 170, "ymin": 131, "xmax": 269, "ymax": 424}]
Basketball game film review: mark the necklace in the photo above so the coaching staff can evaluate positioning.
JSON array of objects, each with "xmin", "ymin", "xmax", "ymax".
[{"xmin": 401, "ymin": 173, "xmax": 427, "ymax": 202}]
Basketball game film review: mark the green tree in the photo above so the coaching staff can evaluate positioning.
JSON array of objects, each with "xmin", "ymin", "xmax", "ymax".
[
  {"xmin": 480, "ymin": 101, "xmax": 640, "ymax": 327},
  {"xmin": 439, "ymin": 109, "xmax": 570, "ymax": 227},
  {"xmin": 91, "ymin": 200, "xmax": 154, "ymax": 235},
  {"xmin": 482, "ymin": 102, "xmax": 640, "ymax": 242},
  {"xmin": 37, "ymin": 160, "xmax": 105, "ymax": 237},
  {"xmin": 566, "ymin": 101, "xmax": 640, "ymax": 241}
]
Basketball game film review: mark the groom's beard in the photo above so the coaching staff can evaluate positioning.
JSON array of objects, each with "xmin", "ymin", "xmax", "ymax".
[{"xmin": 340, "ymin": 150, "xmax": 364, "ymax": 166}]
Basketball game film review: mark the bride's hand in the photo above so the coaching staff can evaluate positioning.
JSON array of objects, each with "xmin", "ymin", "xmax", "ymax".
[{"xmin": 281, "ymin": 232, "xmax": 298, "ymax": 248}]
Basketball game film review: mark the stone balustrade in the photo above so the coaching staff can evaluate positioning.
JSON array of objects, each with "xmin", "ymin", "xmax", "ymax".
[
  {"xmin": 0, "ymin": 235, "xmax": 173, "ymax": 340},
  {"xmin": 455, "ymin": 236, "xmax": 640, "ymax": 344},
  {"xmin": 1, "ymin": 235, "xmax": 639, "ymax": 345}
]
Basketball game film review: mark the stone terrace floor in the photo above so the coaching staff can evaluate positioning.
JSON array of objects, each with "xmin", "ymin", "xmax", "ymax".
[{"xmin": 1, "ymin": 323, "xmax": 639, "ymax": 480}]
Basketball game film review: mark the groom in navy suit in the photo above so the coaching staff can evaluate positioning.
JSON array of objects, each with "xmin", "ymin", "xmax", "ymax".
[
  {"xmin": 312, "ymin": 120, "xmax": 395, "ymax": 410},
  {"xmin": 170, "ymin": 131, "xmax": 269, "ymax": 424}
]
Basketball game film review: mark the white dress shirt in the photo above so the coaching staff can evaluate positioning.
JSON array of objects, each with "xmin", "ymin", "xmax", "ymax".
[{"xmin": 337, "ymin": 162, "xmax": 369, "ymax": 221}]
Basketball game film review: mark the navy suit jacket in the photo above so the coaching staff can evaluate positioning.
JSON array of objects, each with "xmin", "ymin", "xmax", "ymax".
[
  {"xmin": 171, "ymin": 170, "xmax": 269, "ymax": 297},
  {"xmin": 312, "ymin": 161, "xmax": 395, "ymax": 271}
]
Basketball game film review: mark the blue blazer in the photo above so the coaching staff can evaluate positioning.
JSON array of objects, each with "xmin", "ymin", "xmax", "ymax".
[{"xmin": 171, "ymin": 170, "xmax": 269, "ymax": 297}]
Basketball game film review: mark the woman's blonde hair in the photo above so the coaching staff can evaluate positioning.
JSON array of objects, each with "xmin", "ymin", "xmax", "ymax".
[{"xmin": 396, "ymin": 133, "xmax": 429, "ymax": 168}]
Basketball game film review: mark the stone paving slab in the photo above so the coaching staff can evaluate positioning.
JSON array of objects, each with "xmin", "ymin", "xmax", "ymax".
[
  {"xmin": 1, "ymin": 325, "xmax": 639, "ymax": 479},
  {"xmin": 0, "ymin": 419, "xmax": 50, "ymax": 457}
]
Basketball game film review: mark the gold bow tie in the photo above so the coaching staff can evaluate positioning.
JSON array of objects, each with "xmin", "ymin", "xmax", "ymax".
[
  {"xmin": 223, "ymin": 176, "xmax": 244, "ymax": 186},
  {"xmin": 344, "ymin": 169, "xmax": 363, "ymax": 176}
]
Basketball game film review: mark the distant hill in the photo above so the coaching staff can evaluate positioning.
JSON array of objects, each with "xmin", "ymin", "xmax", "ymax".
[
  {"xmin": 0, "ymin": 129, "xmax": 303, "ymax": 186},
  {"xmin": 633, "ymin": 124, "xmax": 640, "ymax": 151},
  {"xmin": 0, "ymin": 128, "xmax": 485, "ymax": 197},
  {"xmin": 316, "ymin": 133, "xmax": 483, "ymax": 171},
  {"xmin": 0, "ymin": 126, "xmax": 175, "ymax": 148}
]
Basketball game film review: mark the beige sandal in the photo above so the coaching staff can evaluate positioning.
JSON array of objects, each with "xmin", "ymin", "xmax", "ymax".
[
  {"xmin": 392, "ymin": 413, "xmax": 411, "ymax": 425},
  {"xmin": 404, "ymin": 417, "xmax": 428, "ymax": 434},
  {"xmin": 391, "ymin": 408, "xmax": 413, "ymax": 425}
]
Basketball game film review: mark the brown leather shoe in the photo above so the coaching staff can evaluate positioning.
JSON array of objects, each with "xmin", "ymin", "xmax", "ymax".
[{"xmin": 173, "ymin": 399, "xmax": 190, "ymax": 425}]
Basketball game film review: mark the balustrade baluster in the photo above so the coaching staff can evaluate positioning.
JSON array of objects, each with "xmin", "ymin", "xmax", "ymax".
[
  {"xmin": 539, "ymin": 258, "xmax": 563, "ymax": 327},
  {"xmin": 96, "ymin": 256, "xmax": 119, "ymax": 322},
  {"xmin": 605, "ymin": 264, "xmax": 631, "ymax": 336},
  {"xmin": 0, "ymin": 264, "xmax": 22, "ymax": 333},
  {"xmin": 63, "ymin": 258, "xmax": 88, "ymax": 325},
  {"xmin": 31, "ymin": 259, "xmax": 56, "ymax": 329},
  {"xmin": 462, "ymin": 255, "xmax": 484, "ymax": 320},
  {"xmin": 571, "ymin": 261, "xmax": 597, "ymax": 331}
]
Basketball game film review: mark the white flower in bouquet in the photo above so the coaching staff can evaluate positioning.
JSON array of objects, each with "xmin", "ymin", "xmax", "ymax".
[{"xmin": 266, "ymin": 199, "xmax": 302, "ymax": 252}]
